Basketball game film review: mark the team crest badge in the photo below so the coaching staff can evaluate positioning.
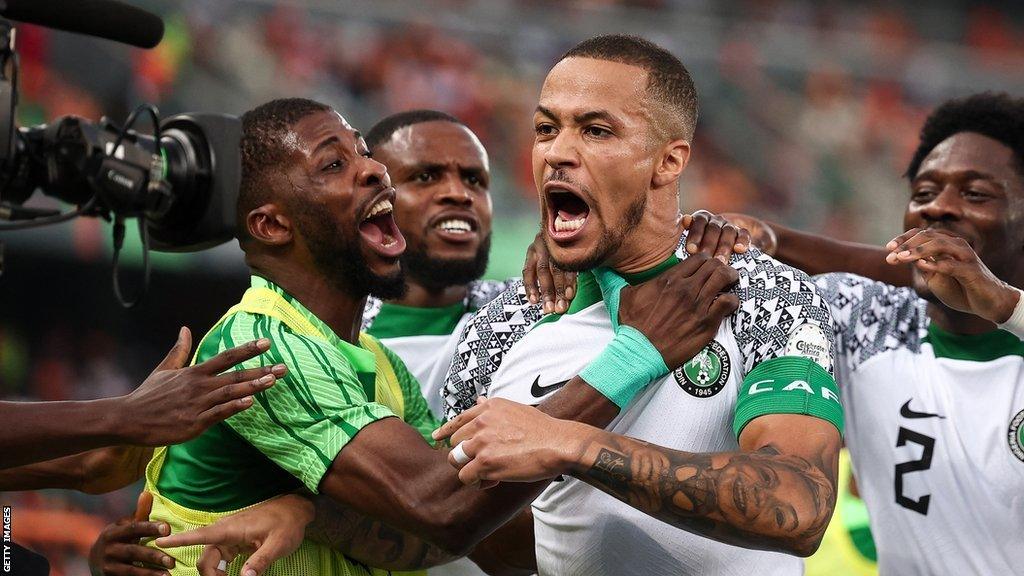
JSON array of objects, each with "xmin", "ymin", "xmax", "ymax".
[
  {"xmin": 1009, "ymin": 408, "xmax": 1024, "ymax": 463},
  {"xmin": 674, "ymin": 340, "xmax": 730, "ymax": 398}
]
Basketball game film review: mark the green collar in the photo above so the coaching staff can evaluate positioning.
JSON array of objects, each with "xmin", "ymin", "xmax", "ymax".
[
  {"xmin": 536, "ymin": 253, "xmax": 681, "ymax": 326},
  {"xmin": 249, "ymin": 275, "xmax": 376, "ymax": 376},
  {"xmin": 367, "ymin": 301, "xmax": 467, "ymax": 339},
  {"xmin": 923, "ymin": 322, "xmax": 1024, "ymax": 362}
]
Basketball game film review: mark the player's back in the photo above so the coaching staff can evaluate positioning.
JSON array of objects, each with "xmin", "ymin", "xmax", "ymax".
[{"xmin": 815, "ymin": 273, "xmax": 1024, "ymax": 575}]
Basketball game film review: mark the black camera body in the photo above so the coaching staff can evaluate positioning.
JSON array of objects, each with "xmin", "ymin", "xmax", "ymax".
[{"xmin": 0, "ymin": 18, "xmax": 241, "ymax": 253}]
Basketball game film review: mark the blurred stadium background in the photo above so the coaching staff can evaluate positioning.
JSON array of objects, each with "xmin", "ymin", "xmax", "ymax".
[{"xmin": 2, "ymin": 0, "xmax": 1024, "ymax": 572}]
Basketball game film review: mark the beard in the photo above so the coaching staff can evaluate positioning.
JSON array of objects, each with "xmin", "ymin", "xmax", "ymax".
[
  {"xmin": 546, "ymin": 193, "xmax": 647, "ymax": 272},
  {"xmin": 298, "ymin": 204, "xmax": 407, "ymax": 300},
  {"xmin": 402, "ymin": 233, "xmax": 491, "ymax": 292}
]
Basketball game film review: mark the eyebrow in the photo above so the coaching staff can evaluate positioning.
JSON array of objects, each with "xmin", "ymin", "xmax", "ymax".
[
  {"xmin": 914, "ymin": 169, "xmax": 1004, "ymax": 187},
  {"xmin": 534, "ymin": 105, "xmax": 623, "ymax": 128},
  {"xmin": 312, "ymin": 135, "xmax": 342, "ymax": 156}
]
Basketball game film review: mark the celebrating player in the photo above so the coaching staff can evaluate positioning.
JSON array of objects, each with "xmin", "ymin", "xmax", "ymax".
[
  {"xmin": 140, "ymin": 97, "xmax": 745, "ymax": 576},
  {"xmin": 699, "ymin": 92, "xmax": 1024, "ymax": 575},
  {"xmin": 437, "ymin": 34, "xmax": 843, "ymax": 575}
]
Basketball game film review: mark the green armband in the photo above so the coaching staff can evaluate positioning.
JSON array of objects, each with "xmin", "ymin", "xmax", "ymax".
[{"xmin": 733, "ymin": 356, "xmax": 843, "ymax": 438}]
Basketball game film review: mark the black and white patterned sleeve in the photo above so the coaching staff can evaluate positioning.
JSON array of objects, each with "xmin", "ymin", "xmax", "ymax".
[
  {"xmin": 441, "ymin": 280, "xmax": 544, "ymax": 420},
  {"xmin": 811, "ymin": 272, "xmax": 927, "ymax": 372},
  {"xmin": 467, "ymin": 278, "xmax": 522, "ymax": 310},
  {"xmin": 361, "ymin": 296, "xmax": 382, "ymax": 332},
  {"xmin": 726, "ymin": 247, "xmax": 839, "ymax": 376}
]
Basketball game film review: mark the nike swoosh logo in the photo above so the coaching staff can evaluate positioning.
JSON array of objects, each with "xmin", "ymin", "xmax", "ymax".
[
  {"xmin": 531, "ymin": 376, "xmax": 570, "ymax": 398},
  {"xmin": 900, "ymin": 399, "xmax": 946, "ymax": 420}
]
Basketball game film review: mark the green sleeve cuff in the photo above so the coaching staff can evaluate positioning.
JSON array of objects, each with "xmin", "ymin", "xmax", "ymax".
[{"xmin": 733, "ymin": 356, "xmax": 843, "ymax": 438}]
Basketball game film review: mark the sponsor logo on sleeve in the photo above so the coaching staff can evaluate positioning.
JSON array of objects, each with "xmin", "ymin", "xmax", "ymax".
[{"xmin": 784, "ymin": 324, "xmax": 833, "ymax": 372}]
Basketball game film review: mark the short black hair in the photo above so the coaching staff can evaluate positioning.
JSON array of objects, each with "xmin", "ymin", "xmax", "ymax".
[
  {"xmin": 364, "ymin": 109, "xmax": 463, "ymax": 152},
  {"xmin": 237, "ymin": 97, "xmax": 332, "ymax": 240},
  {"xmin": 906, "ymin": 92, "xmax": 1024, "ymax": 180},
  {"xmin": 561, "ymin": 34, "xmax": 698, "ymax": 141}
]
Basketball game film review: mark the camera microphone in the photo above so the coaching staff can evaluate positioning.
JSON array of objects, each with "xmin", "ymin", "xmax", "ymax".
[{"xmin": 0, "ymin": 0, "xmax": 164, "ymax": 49}]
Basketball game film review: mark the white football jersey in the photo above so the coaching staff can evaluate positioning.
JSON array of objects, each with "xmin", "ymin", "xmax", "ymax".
[
  {"xmin": 814, "ymin": 273, "xmax": 1024, "ymax": 576},
  {"xmin": 444, "ymin": 239, "xmax": 841, "ymax": 576},
  {"xmin": 363, "ymin": 279, "xmax": 512, "ymax": 576}
]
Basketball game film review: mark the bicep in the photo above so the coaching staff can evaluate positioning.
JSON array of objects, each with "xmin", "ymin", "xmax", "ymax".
[{"xmin": 738, "ymin": 413, "xmax": 840, "ymax": 480}]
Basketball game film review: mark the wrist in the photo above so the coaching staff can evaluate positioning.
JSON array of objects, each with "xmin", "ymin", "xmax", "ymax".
[
  {"xmin": 579, "ymin": 325, "xmax": 669, "ymax": 408},
  {"xmin": 996, "ymin": 285, "xmax": 1024, "ymax": 339},
  {"xmin": 993, "ymin": 284, "xmax": 1022, "ymax": 324},
  {"xmin": 101, "ymin": 396, "xmax": 136, "ymax": 445},
  {"xmin": 551, "ymin": 419, "xmax": 590, "ymax": 476}
]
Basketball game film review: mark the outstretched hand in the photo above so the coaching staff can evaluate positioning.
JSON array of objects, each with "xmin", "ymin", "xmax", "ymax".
[{"xmin": 120, "ymin": 327, "xmax": 286, "ymax": 446}]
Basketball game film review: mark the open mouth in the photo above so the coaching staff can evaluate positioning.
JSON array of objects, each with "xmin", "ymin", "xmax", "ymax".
[
  {"xmin": 358, "ymin": 192, "xmax": 406, "ymax": 258},
  {"xmin": 429, "ymin": 212, "xmax": 479, "ymax": 243},
  {"xmin": 545, "ymin": 183, "xmax": 591, "ymax": 241}
]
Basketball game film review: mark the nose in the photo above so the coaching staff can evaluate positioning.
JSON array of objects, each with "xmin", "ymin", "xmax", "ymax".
[
  {"xmin": 919, "ymin": 185, "xmax": 963, "ymax": 224},
  {"xmin": 359, "ymin": 157, "xmax": 391, "ymax": 190},
  {"xmin": 544, "ymin": 132, "xmax": 579, "ymax": 171},
  {"xmin": 436, "ymin": 175, "xmax": 473, "ymax": 207}
]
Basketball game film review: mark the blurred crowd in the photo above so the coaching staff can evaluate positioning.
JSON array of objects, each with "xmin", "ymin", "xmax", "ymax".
[{"xmin": 6, "ymin": 0, "xmax": 1024, "ymax": 572}]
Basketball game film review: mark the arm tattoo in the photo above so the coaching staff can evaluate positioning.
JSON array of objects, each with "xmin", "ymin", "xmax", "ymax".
[
  {"xmin": 306, "ymin": 495, "xmax": 457, "ymax": 570},
  {"xmin": 576, "ymin": 437, "xmax": 836, "ymax": 556}
]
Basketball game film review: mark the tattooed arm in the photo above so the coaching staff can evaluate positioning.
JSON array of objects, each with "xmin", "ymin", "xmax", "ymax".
[
  {"xmin": 306, "ymin": 494, "xmax": 457, "ymax": 570},
  {"xmin": 437, "ymin": 400, "xmax": 839, "ymax": 558},
  {"xmin": 573, "ymin": 413, "xmax": 839, "ymax": 557}
]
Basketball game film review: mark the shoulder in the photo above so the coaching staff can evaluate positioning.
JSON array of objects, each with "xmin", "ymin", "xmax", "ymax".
[
  {"xmin": 811, "ymin": 272, "xmax": 928, "ymax": 368},
  {"xmin": 467, "ymin": 278, "xmax": 521, "ymax": 310},
  {"xmin": 443, "ymin": 279, "xmax": 545, "ymax": 419}
]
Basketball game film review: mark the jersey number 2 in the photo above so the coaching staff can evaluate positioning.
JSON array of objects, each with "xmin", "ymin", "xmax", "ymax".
[{"xmin": 894, "ymin": 427, "xmax": 934, "ymax": 515}]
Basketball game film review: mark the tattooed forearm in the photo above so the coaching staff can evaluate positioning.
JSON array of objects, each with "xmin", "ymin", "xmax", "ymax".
[
  {"xmin": 307, "ymin": 495, "xmax": 457, "ymax": 570},
  {"xmin": 572, "ymin": 435, "xmax": 837, "ymax": 557}
]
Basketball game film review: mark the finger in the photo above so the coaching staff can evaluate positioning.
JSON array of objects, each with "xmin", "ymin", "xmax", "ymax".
[
  {"xmin": 134, "ymin": 491, "xmax": 154, "ymax": 522},
  {"xmin": 107, "ymin": 520, "xmax": 171, "ymax": 542},
  {"xmin": 155, "ymin": 522, "xmax": 230, "ymax": 550},
  {"xmin": 457, "ymin": 457, "xmax": 487, "ymax": 486},
  {"xmin": 696, "ymin": 221, "xmax": 724, "ymax": 258},
  {"xmin": 713, "ymin": 226, "xmax": 740, "ymax": 263},
  {"xmin": 551, "ymin": 268, "xmax": 568, "ymax": 313},
  {"xmin": 681, "ymin": 213, "xmax": 693, "ymax": 229},
  {"xmin": 891, "ymin": 238, "xmax": 971, "ymax": 264},
  {"xmin": 686, "ymin": 214, "xmax": 709, "ymax": 254},
  {"xmin": 708, "ymin": 293, "xmax": 740, "ymax": 319},
  {"xmin": 696, "ymin": 264, "xmax": 740, "ymax": 306},
  {"xmin": 433, "ymin": 401, "xmax": 487, "ymax": 441},
  {"xmin": 205, "ymin": 372, "xmax": 279, "ymax": 406},
  {"xmin": 106, "ymin": 543, "xmax": 175, "ymax": 570},
  {"xmin": 448, "ymin": 438, "xmax": 480, "ymax": 469},
  {"xmin": 536, "ymin": 258, "xmax": 557, "ymax": 314},
  {"xmin": 886, "ymin": 228, "xmax": 923, "ymax": 251},
  {"xmin": 523, "ymin": 247, "xmax": 540, "ymax": 305},
  {"xmin": 241, "ymin": 534, "xmax": 296, "ymax": 576},
  {"xmin": 212, "ymin": 363, "xmax": 287, "ymax": 387},
  {"xmin": 154, "ymin": 327, "xmax": 192, "ymax": 372},
  {"xmin": 563, "ymin": 270, "xmax": 578, "ymax": 302},
  {"xmin": 734, "ymin": 225, "xmax": 751, "ymax": 253},
  {"xmin": 196, "ymin": 339, "xmax": 272, "ymax": 375},
  {"xmin": 914, "ymin": 258, "xmax": 959, "ymax": 276},
  {"xmin": 197, "ymin": 545, "xmax": 234, "ymax": 576},
  {"xmin": 660, "ymin": 251, "xmax": 709, "ymax": 283},
  {"xmin": 103, "ymin": 563, "xmax": 169, "ymax": 576}
]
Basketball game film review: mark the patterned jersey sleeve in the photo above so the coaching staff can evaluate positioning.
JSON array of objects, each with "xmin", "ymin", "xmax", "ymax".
[
  {"xmin": 722, "ymin": 247, "xmax": 845, "ymax": 437},
  {"xmin": 467, "ymin": 278, "xmax": 523, "ymax": 310},
  {"xmin": 442, "ymin": 279, "xmax": 544, "ymax": 420},
  {"xmin": 811, "ymin": 272, "xmax": 927, "ymax": 373},
  {"xmin": 360, "ymin": 296, "xmax": 383, "ymax": 332}
]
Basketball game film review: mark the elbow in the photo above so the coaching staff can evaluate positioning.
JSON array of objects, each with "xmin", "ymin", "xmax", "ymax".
[{"xmin": 781, "ymin": 530, "xmax": 826, "ymax": 558}]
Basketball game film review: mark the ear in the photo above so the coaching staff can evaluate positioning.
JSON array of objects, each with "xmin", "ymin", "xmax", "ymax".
[
  {"xmin": 652, "ymin": 139, "xmax": 691, "ymax": 189},
  {"xmin": 246, "ymin": 203, "xmax": 293, "ymax": 246}
]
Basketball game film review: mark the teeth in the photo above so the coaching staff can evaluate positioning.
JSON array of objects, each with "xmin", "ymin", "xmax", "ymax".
[
  {"xmin": 554, "ymin": 214, "xmax": 586, "ymax": 232},
  {"xmin": 436, "ymin": 219, "xmax": 472, "ymax": 234},
  {"xmin": 365, "ymin": 200, "xmax": 393, "ymax": 220}
]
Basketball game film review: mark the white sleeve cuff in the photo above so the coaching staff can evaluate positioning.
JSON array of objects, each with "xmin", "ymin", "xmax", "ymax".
[{"xmin": 998, "ymin": 286, "xmax": 1024, "ymax": 340}]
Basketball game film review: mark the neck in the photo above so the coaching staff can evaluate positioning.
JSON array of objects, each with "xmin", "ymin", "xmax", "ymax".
[
  {"xmin": 251, "ymin": 257, "xmax": 365, "ymax": 344},
  {"xmin": 926, "ymin": 302, "xmax": 997, "ymax": 335},
  {"xmin": 608, "ymin": 206, "xmax": 684, "ymax": 275},
  {"xmin": 391, "ymin": 280, "xmax": 469, "ymax": 308}
]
